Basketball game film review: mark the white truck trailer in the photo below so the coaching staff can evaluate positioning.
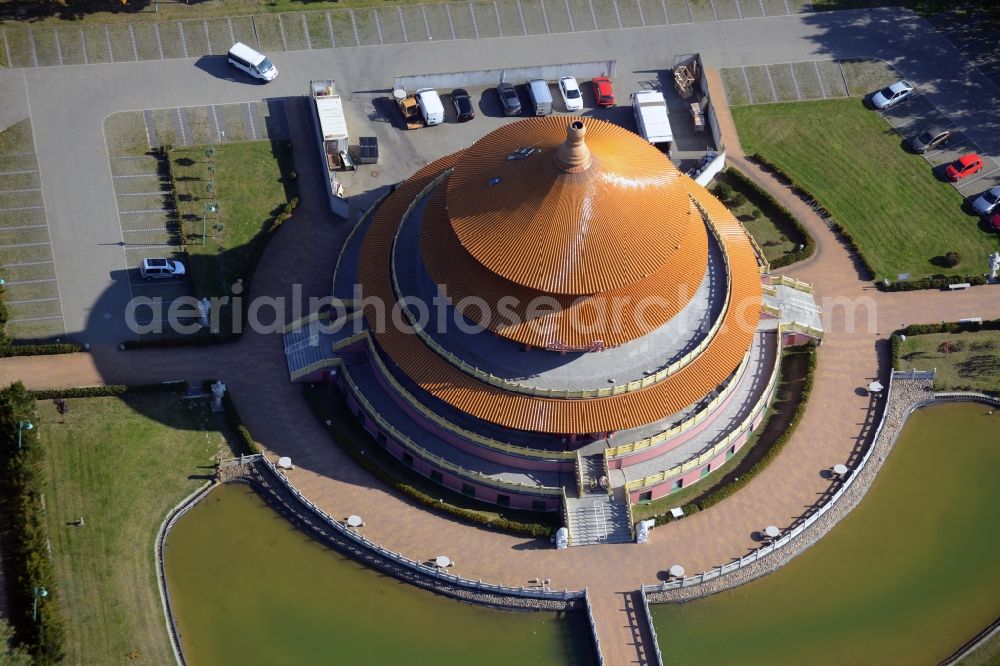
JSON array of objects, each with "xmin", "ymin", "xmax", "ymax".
[
  {"xmin": 309, "ymin": 80, "xmax": 351, "ymax": 219},
  {"xmin": 631, "ymin": 90, "xmax": 673, "ymax": 148}
]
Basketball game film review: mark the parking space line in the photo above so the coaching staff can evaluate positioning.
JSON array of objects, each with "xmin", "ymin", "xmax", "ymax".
[
  {"xmin": 8, "ymin": 297, "xmax": 59, "ymax": 305},
  {"xmin": 302, "ymin": 13, "xmax": 312, "ymax": 50},
  {"xmin": 244, "ymin": 102, "xmax": 257, "ymax": 140},
  {"xmin": 0, "ymin": 223, "xmax": 47, "ymax": 230},
  {"xmin": 765, "ymin": 65, "xmax": 777, "ymax": 100},
  {"xmin": 446, "ymin": 4, "xmax": 456, "ymax": 40},
  {"xmin": 685, "ymin": 0, "xmax": 693, "ymax": 22},
  {"xmin": 612, "ymin": 0, "xmax": 622, "ymax": 29},
  {"xmin": 784, "ymin": 0, "xmax": 791, "ymax": 13},
  {"xmin": 494, "ymin": 1, "xmax": 504, "ymax": 37},
  {"xmin": 79, "ymin": 27, "xmax": 90, "ymax": 65},
  {"xmin": 104, "ymin": 25, "xmax": 114, "ymax": 63},
  {"xmin": 123, "ymin": 226, "xmax": 173, "ymax": 233},
  {"xmin": 120, "ymin": 209, "xmax": 170, "ymax": 215},
  {"xmin": 469, "ymin": 3, "xmax": 480, "ymax": 38},
  {"xmin": 540, "ymin": 0, "xmax": 551, "ymax": 33},
  {"xmin": 142, "ymin": 110, "xmax": 157, "ymax": 149},
  {"xmin": 3, "ymin": 260, "xmax": 52, "ymax": 267},
  {"xmin": 326, "ymin": 12, "xmax": 337, "ymax": 47},
  {"xmin": 564, "ymin": 0, "xmax": 575, "ymax": 31},
  {"xmin": 2, "ymin": 240, "xmax": 49, "ymax": 247},
  {"xmin": 741, "ymin": 66, "xmax": 754, "ymax": 104},
  {"xmin": 735, "ymin": 0, "xmax": 743, "ymax": 19},
  {"xmin": 111, "ymin": 155, "xmax": 156, "ymax": 161},
  {"xmin": 516, "ymin": 0, "xmax": 527, "ymax": 35},
  {"xmin": 28, "ymin": 29, "xmax": 38, "ymax": 67},
  {"xmin": 589, "ymin": 0, "xmax": 599, "ymax": 30},
  {"xmin": 112, "ymin": 173, "xmax": 163, "ymax": 179},
  {"xmin": 8, "ymin": 315, "xmax": 62, "ymax": 323},
  {"xmin": 129, "ymin": 24, "xmax": 139, "ymax": 60},
  {"xmin": 399, "ymin": 7, "xmax": 409, "ymax": 43},
  {"xmin": 179, "ymin": 21, "xmax": 190, "ymax": 58},
  {"xmin": 421, "ymin": 6, "xmax": 432, "ymax": 40},
  {"xmin": 278, "ymin": 14, "xmax": 288, "ymax": 51},
  {"xmin": 0, "ymin": 188, "xmax": 43, "ymax": 194},
  {"xmin": 155, "ymin": 23, "xmax": 164, "ymax": 60},
  {"xmin": 228, "ymin": 18, "xmax": 236, "ymax": 45},
  {"xmin": 710, "ymin": 0, "xmax": 718, "ymax": 20},
  {"xmin": 658, "ymin": 0, "xmax": 669, "ymax": 24},
  {"xmin": 0, "ymin": 206, "xmax": 44, "ymax": 212},
  {"xmin": 203, "ymin": 20, "xmax": 212, "ymax": 54},
  {"xmin": 0, "ymin": 170, "xmax": 39, "ymax": 176},
  {"xmin": 54, "ymin": 28, "xmax": 64, "ymax": 66},
  {"xmin": 2, "ymin": 30, "xmax": 10, "ymax": 70},
  {"xmin": 123, "ymin": 244, "xmax": 178, "ymax": 250},
  {"xmin": 789, "ymin": 63, "xmax": 802, "ymax": 99},
  {"xmin": 375, "ymin": 8, "xmax": 385, "ymax": 44},
  {"xmin": 757, "ymin": 0, "xmax": 765, "ymax": 15},
  {"xmin": 349, "ymin": 10, "xmax": 360, "ymax": 46},
  {"xmin": 813, "ymin": 60, "xmax": 825, "ymax": 97},
  {"xmin": 5, "ymin": 278, "xmax": 56, "ymax": 285}
]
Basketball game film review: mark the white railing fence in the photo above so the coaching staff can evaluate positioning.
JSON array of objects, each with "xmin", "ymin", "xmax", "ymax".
[
  {"xmin": 583, "ymin": 588, "xmax": 605, "ymax": 666},
  {"xmin": 639, "ymin": 586, "xmax": 664, "ymax": 666}
]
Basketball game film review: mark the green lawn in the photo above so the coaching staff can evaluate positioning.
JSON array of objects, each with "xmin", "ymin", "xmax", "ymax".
[
  {"xmin": 171, "ymin": 141, "xmax": 297, "ymax": 305},
  {"xmin": 896, "ymin": 330, "xmax": 1000, "ymax": 394},
  {"xmin": 38, "ymin": 393, "xmax": 230, "ymax": 665},
  {"xmin": 709, "ymin": 169, "xmax": 808, "ymax": 267},
  {"xmin": 733, "ymin": 98, "xmax": 1000, "ymax": 280}
]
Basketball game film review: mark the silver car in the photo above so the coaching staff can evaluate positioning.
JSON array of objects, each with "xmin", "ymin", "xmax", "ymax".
[
  {"xmin": 971, "ymin": 186, "xmax": 1000, "ymax": 216},
  {"xmin": 870, "ymin": 80, "xmax": 914, "ymax": 110}
]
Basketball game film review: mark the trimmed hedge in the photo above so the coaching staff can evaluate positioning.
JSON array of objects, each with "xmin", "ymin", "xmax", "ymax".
[
  {"xmin": 721, "ymin": 167, "xmax": 816, "ymax": 269},
  {"xmin": 0, "ymin": 344, "xmax": 83, "ymax": 357},
  {"xmin": 29, "ymin": 381, "xmax": 188, "ymax": 401},
  {"xmin": 0, "ymin": 382, "xmax": 66, "ymax": 663},
  {"xmin": 652, "ymin": 344, "xmax": 818, "ymax": 527},
  {"xmin": 900, "ymin": 319, "xmax": 1000, "ymax": 336},
  {"xmin": 877, "ymin": 274, "xmax": 987, "ymax": 291},
  {"xmin": 302, "ymin": 385, "xmax": 555, "ymax": 539}
]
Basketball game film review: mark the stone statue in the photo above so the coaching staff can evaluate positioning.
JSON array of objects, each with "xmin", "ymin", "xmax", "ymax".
[
  {"xmin": 198, "ymin": 297, "xmax": 211, "ymax": 328},
  {"xmin": 211, "ymin": 380, "xmax": 226, "ymax": 413},
  {"xmin": 635, "ymin": 519, "xmax": 656, "ymax": 544},
  {"xmin": 989, "ymin": 251, "xmax": 1000, "ymax": 281}
]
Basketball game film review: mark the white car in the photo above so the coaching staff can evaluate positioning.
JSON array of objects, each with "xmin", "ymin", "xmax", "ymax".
[
  {"xmin": 870, "ymin": 80, "xmax": 914, "ymax": 110},
  {"xmin": 558, "ymin": 76, "xmax": 583, "ymax": 112},
  {"xmin": 971, "ymin": 186, "xmax": 1000, "ymax": 216},
  {"xmin": 140, "ymin": 257, "xmax": 186, "ymax": 280}
]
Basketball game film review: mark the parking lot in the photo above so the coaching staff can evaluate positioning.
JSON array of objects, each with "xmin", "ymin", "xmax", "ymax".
[
  {"xmin": 1, "ymin": 0, "xmax": 813, "ymax": 69},
  {"xmin": 720, "ymin": 56, "xmax": 1000, "ymax": 202},
  {"xmin": 102, "ymin": 101, "xmax": 291, "ymax": 331},
  {"xmin": 0, "ymin": 119, "xmax": 65, "ymax": 340}
]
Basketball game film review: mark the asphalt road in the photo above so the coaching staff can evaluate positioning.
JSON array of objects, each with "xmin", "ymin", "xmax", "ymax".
[{"xmin": 2, "ymin": 6, "xmax": 999, "ymax": 345}]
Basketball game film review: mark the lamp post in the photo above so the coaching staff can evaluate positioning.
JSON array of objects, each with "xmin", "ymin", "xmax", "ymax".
[
  {"xmin": 17, "ymin": 419, "xmax": 33, "ymax": 450},
  {"xmin": 33, "ymin": 586, "xmax": 47, "ymax": 621}
]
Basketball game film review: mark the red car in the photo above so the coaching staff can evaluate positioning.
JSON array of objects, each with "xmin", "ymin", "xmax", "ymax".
[
  {"xmin": 592, "ymin": 77, "xmax": 615, "ymax": 107},
  {"xmin": 944, "ymin": 153, "xmax": 984, "ymax": 182}
]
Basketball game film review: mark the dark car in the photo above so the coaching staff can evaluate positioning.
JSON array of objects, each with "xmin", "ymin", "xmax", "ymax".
[
  {"xmin": 451, "ymin": 88, "xmax": 475, "ymax": 122},
  {"xmin": 908, "ymin": 128, "xmax": 953, "ymax": 154},
  {"xmin": 497, "ymin": 82, "xmax": 521, "ymax": 116}
]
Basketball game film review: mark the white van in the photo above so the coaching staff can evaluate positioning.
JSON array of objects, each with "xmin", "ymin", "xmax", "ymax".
[
  {"xmin": 415, "ymin": 88, "xmax": 444, "ymax": 126},
  {"xmin": 527, "ymin": 79, "xmax": 553, "ymax": 116},
  {"xmin": 227, "ymin": 42, "xmax": 278, "ymax": 82}
]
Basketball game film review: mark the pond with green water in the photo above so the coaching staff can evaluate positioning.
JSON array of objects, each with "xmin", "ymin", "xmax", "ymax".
[
  {"xmin": 165, "ymin": 483, "xmax": 594, "ymax": 666},
  {"xmin": 652, "ymin": 402, "xmax": 1000, "ymax": 665}
]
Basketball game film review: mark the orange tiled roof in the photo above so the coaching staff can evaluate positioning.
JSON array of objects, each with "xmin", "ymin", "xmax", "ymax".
[
  {"xmin": 357, "ymin": 151, "xmax": 761, "ymax": 434},
  {"xmin": 421, "ymin": 172, "xmax": 709, "ymax": 349},
  {"xmin": 445, "ymin": 118, "xmax": 696, "ymax": 295}
]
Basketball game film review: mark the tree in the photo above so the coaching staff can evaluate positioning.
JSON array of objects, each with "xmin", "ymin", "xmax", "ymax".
[{"xmin": 0, "ymin": 618, "xmax": 32, "ymax": 666}]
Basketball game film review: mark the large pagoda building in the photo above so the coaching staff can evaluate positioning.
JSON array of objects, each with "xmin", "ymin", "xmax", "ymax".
[{"xmin": 284, "ymin": 117, "xmax": 821, "ymax": 545}]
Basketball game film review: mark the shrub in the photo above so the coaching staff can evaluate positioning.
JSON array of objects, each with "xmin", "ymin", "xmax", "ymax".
[
  {"xmin": 721, "ymin": 167, "xmax": 816, "ymax": 270},
  {"xmin": 944, "ymin": 251, "xmax": 961, "ymax": 267},
  {"xmin": 0, "ymin": 344, "xmax": 83, "ymax": 358},
  {"xmin": 879, "ymin": 275, "xmax": 987, "ymax": 292},
  {"xmin": 201, "ymin": 379, "xmax": 259, "ymax": 454},
  {"xmin": 29, "ymin": 381, "xmax": 187, "ymax": 401},
  {"xmin": 0, "ymin": 382, "xmax": 66, "ymax": 662}
]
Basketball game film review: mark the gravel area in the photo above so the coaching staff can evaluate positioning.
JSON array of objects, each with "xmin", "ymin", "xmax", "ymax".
[{"xmin": 648, "ymin": 377, "xmax": 939, "ymax": 604}]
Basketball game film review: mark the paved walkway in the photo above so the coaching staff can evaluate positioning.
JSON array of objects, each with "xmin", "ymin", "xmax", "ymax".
[{"xmin": 4, "ymin": 12, "xmax": 1000, "ymax": 664}]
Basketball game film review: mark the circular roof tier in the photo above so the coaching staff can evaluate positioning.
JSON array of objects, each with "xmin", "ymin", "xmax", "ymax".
[{"xmin": 446, "ymin": 118, "xmax": 694, "ymax": 296}]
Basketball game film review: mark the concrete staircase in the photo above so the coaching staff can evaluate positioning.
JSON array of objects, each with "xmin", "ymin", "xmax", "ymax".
[
  {"xmin": 283, "ymin": 317, "xmax": 340, "ymax": 381},
  {"xmin": 565, "ymin": 454, "xmax": 632, "ymax": 546}
]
